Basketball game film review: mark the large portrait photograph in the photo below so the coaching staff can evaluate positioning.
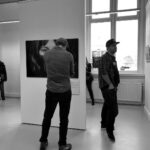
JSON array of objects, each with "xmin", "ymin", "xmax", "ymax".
[{"xmin": 26, "ymin": 38, "xmax": 79, "ymax": 78}]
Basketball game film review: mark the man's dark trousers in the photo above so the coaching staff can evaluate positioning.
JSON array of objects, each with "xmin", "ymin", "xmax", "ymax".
[
  {"xmin": 0, "ymin": 82, "xmax": 5, "ymax": 100},
  {"xmin": 86, "ymin": 79, "xmax": 94, "ymax": 105},
  {"xmin": 101, "ymin": 88, "xmax": 118, "ymax": 132},
  {"xmin": 40, "ymin": 89, "xmax": 72, "ymax": 146}
]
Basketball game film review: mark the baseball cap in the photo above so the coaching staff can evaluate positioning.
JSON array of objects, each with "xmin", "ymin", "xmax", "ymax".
[
  {"xmin": 55, "ymin": 37, "xmax": 68, "ymax": 47},
  {"xmin": 106, "ymin": 39, "xmax": 120, "ymax": 48}
]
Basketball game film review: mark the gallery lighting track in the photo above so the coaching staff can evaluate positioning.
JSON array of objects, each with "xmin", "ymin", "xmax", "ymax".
[
  {"xmin": 0, "ymin": 0, "xmax": 39, "ymax": 5},
  {"xmin": 0, "ymin": 20, "xmax": 20, "ymax": 24}
]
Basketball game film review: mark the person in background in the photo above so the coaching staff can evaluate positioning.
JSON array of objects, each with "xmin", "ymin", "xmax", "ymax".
[
  {"xmin": 98, "ymin": 39, "xmax": 120, "ymax": 142},
  {"xmin": 0, "ymin": 60, "xmax": 7, "ymax": 101},
  {"xmin": 39, "ymin": 38, "xmax": 74, "ymax": 150},
  {"xmin": 86, "ymin": 58, "xmax": 95, "ymax": 105}
]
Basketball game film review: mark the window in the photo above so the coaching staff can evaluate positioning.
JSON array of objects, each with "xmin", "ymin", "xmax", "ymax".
[
  {"xmin": 116, "ymin": 20, "xmax": 138, "ymax": 71},
  {"xmin": 92, "ymin": 0, "xmax": 110, "ymax": 12},
  {"xmin": 92, "ymin": 0, "xmax": 110, "ymax": 19},
  {"xmin": 91, "ymin": 22, "xmax": 110, "ymax": 67},
  {"xmin": 118, "ymin": 0, "xmax": 137, "ymax": 10},
  {"xmin": 91, "ymin": 22, "xmax": 110, "ymax": 52},
  {"xmin": 86, "ymin": 0, "xmax": 145, "ymax": 73},
  {"xmin": 117, "ymin": 0, "xmax": 137, "ymax": 16}
]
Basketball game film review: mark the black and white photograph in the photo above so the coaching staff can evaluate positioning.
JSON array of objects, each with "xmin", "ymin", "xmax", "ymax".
[
  {"xmin": 1, "ymin": 0, "xmax": 150, "ymax": 150},
  {"xmin": 26, "ymin": 38, "xmax": 79, "ymax": 78}
]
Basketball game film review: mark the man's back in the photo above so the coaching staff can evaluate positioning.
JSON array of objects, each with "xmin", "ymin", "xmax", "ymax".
[{"xmin": 44, "ymin": 46, "xmax": 74, "ymax": 93}]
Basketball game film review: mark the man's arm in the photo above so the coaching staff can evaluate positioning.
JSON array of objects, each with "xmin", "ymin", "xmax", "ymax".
[
  {"xmin": 102, "ymin": 74, "xmax": 114, "ymax": 89},
  {"xmin": 99, "ymin": 56, "xmax": 114, "ymax": 89},
  {"xmin": 1, "ymin": 63, "xmax": 7, "ymax": 82}
]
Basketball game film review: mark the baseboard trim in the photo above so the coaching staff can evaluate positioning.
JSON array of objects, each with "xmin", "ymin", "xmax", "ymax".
[
  {"xmin": 87, "ymin": 98, "xmax": 143, "ymax": 105},
  {"xmin": 5, "ymin": 92, "xmax": 20, "ymax": 98}
]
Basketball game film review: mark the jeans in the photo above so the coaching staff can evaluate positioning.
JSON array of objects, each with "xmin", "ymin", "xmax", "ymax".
[
  {"xmin": 40, "ymin": 89, "xmax": 72, "ymax": 145},
  {"xmin": 86, "ymin": 78, "xmax": 95, "ymax": 105},
  {"xmin": 101, "ymin": 88, "xmax": 118, "ymax": 132}
]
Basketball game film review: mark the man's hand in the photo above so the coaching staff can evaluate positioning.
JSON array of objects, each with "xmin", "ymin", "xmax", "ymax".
[{"xmin": 108, "ymin": 83, "xmax": 114, "ymax": 90}]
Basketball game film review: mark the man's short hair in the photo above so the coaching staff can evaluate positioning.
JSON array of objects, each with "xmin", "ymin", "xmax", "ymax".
[{"xmin": 55, "ymin": 38, "xmax": 68, "ymax": 47}]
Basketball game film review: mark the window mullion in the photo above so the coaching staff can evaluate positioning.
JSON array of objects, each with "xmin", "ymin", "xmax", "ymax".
[
  {"xmin": 116, "ymin": 15, "xmax": 138, "ymax": 21},
  {"xmin": 111, "ymin": 15, "xmax": 116, "ymax": 39},
  {"xmin": 111, "ymin": 0, "xmax": 117, "ymax": 39},
  {"xmin": 91, "ymin": 18, "xmax": 111, "ymax": 23}
]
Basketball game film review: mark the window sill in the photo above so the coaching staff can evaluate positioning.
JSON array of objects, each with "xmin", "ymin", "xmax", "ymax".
[{"xmin": 92, "ymin": 69, "xmax": 145, "ymax": 79}]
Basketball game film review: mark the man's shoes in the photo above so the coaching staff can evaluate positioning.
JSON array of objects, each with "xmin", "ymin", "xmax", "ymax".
[
  {"xmin": 59, "ymin": 143, "xmax": 72, "ymax": 150},
  {"xmin": 40, "ymin": 141, "xmax": 48, "ymax": 150},
  {"xmin": 106, "ymin": 130, "xmax": 115, "ymax": 142}
]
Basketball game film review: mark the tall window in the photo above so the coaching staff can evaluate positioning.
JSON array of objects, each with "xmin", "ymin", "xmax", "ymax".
[
  {"xmin": 87, "ymin": 0, "xmax": 145, "ymax": 73},
  {"xmin": 92, "ymin": 0, "xmax": 110, "ymax": 18},
  {"xmin": 116, "ymin": 20, "xmax": 138, "ymax": 71},
  {"xmin": 117, "ymin": 0, "xmax": 137, "ymax": 16}
]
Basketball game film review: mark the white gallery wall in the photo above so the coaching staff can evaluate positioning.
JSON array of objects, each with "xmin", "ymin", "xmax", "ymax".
[
  {"xmin": 145, "ymin": 0, "xmax": 150, "ymax": 117},
  {"xmin": 19, "ymin": 0, "xmax": 86, "ymax": 129},
  {"xmin": 0, "ymin": 3, "xmax": 20, "ymax": 97}
]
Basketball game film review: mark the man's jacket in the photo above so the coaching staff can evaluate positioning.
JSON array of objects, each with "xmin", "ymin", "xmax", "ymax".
[{"xmin": 0, "ymin": 61, "xmax": 7, "ymax": 83}]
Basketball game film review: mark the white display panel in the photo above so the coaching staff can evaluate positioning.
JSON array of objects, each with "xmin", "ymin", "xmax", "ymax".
[{"xmin": 20, "ymin": 0, "xmax": 86, "ymax": 129}]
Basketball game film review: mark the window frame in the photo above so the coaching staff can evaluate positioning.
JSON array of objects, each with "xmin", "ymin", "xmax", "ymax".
[{"xmin": 86, "ymin": 0, "xmax": 146, "ymax": 75}]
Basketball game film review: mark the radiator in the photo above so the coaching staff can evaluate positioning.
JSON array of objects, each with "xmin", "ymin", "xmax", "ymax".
[
  {"xmin": 87, "ymin": 81, "xmax": 143, "ymax": 103},
  {"xmin": 117, "ymin": 82, "xmax": 143, "ymax": 102}
]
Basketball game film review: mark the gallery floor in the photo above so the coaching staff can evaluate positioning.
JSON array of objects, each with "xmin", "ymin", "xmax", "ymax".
[{"xmin": 0, "ymin": 98, "xmax": 150, "ymax": 150}]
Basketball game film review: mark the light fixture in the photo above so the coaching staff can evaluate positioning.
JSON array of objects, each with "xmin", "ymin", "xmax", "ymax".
[{"xmin": 0, "ymin": 20, "xmax": 20, "ymax": 24}]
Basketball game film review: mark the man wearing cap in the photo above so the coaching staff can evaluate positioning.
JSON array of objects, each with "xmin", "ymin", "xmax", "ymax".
[
  {"xmin": 39, "ymin": 38, "xmax": 74, "ymax": 150},
  {"xmin": 98, "ymin": 39, "xmax": 120, "ymax": 142}
]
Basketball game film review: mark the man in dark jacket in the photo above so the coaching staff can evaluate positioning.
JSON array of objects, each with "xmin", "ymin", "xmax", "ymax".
[
  {"xmin": 98, "ymin": 39, "xmax": 120, "ymax": 142},
  {"xmin": 0, "ymin": 61, "xmax": 7, "ymax": 100}
]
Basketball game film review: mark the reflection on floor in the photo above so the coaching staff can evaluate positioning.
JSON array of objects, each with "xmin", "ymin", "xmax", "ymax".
[{"xmin": 0, "ymin": 98, "xmax": 150, "ymax": 150}]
